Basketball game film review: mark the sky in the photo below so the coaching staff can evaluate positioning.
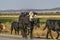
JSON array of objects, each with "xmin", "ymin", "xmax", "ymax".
[{"xmin": 0, "ymin": 0, "xmax": 60, "ymax": 10}]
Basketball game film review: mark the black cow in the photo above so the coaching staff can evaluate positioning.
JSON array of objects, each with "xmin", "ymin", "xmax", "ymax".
[
  {"xmin": 19, "ymin": 12, "xmax": 40, "ymax": 38},
  {"xmin": 19, "ymin": 12, "xmax": 30, "ymax": 38},
  {"xmin": 11, "ymin": 21, "xmax": 20, "ymax": 35},
  {"xmin": 43, "ymin": 19, "xmax": 60, "ymax": 39}
]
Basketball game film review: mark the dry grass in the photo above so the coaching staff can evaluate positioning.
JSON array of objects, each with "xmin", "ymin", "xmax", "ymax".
[
  {"xmin": 33, "ymin": 25, "xmax": 57, "ymax": 38},
  {"xmin": 33, "ymin": 25, "xmax": 47, "ymax": 37}
]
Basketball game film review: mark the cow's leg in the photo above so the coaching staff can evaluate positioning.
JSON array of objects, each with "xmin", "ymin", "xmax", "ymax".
[
  {"xmin": 27, "ymin": 29, "xmax": 30, "ymax": 35},
  {"xmin": 46, "ymin": 30, "xmax": 49, "ymax": 39},
  {"xmin": 30, "ymin": 28, "xmax": 33, "ymax": 39},
  {"xmin": 21, "ymin": 25, "xmax": 25, "ymax": 38},
  {"xmin": 56, "ymin": 31, "xmax": 59, "ymax": 39},
  {"xmin": 17, "ymin": 30, "xmax": 19, "ymax": 35},
  {"xmin": 21, "ymin": 29, "xmax": 24, "ymax": 37},
  {"xmin": 27, "ymin": 25, "xmax": 30, "ymax": 35},
  {"xmin": 22, "ymin": 27, "xmax": 27, "ymax": 38},
  {"xmin": 50, "ymin": 30, "xmax": 53, "ymax": 39},
  {"xmin": 11, "ymin": 27, "xmax": 13, "ymax": 34},
  {"xmin": 21, "ymin": 29, "xmax": 25, "ymax": 38},
  {"xmin": 25, "ymin": 29, "xmax": 27, "ymax": 38},
  {"xmin": 24, "ymin": 26, "xmax": 27, "ymax": 38},
  {"xmin": 23, "ymin": 30, "xmax": 27, "ymax": 38}
]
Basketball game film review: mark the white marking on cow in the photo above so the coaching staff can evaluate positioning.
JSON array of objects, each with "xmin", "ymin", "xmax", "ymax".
[{"xmin": 29, "ymin": 11, "xmax": 34, "ymax": 21}]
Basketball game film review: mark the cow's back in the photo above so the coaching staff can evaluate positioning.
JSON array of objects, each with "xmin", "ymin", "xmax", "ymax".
[{"xmin": 46, "ymin": 19, "xmax": 60, "ymax": 31}]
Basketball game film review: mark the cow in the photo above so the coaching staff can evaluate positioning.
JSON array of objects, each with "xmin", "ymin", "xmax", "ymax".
[
  {"xmin": 19, "ymin": 12, "xmax": 30, "ymax": 38},
  {"xmin": 11, "ymin": 21, "xmax": 20, "ymax": 35},
  {"xmin": 28, "ymin": 12, "xmax": 40, "ymax": 38},
  {"xmin": 18, "ymin": 12, "xmax": 40, "ymax": 39},
  {"xmin": 43, "ymin": 19, "xmax": 60, "ymax": 39}
]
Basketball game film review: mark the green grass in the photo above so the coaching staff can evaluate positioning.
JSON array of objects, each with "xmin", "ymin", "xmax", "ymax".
[
  {"xmin": 0, "ymin": 17, "xmax": 46, "ymax": 25},
  {"xmin": 0, "ymin": 17, "xmax": 57, "ymax": 25},
  {"xmin": 40, "ymin": 18, "xmax": 47, "ymax": 25},
  {"xmin": 0, "ymin": 17, "xmax": 18, "ymax": 23}
]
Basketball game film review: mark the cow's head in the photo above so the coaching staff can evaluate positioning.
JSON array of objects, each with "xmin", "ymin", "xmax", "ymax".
[{"xmin": 29, "ymin": 11, "xmax": 34, "ymax": 21}]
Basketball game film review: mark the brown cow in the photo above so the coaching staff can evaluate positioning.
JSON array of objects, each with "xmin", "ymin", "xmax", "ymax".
[{"xmin": 0, "ymin": 22, "xmax": 3, "ymax": 31}]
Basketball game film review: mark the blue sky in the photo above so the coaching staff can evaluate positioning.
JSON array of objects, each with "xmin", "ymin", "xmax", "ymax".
[{"xmin": 0, "ymin": 0, "xmax": 60, "ymax": 10}]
